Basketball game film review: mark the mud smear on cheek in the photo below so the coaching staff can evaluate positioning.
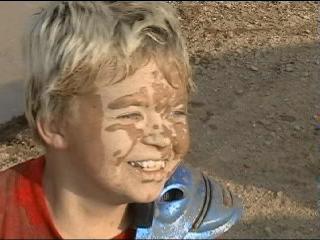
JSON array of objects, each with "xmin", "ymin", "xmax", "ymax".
[
  {"xmin": 113, "ymin": 150, "xmax": 122, "ymax": 157},
  {"xmin": 163, "ymin": 123, "xmax": 190, "ymax": 157},
  {"xmin": 167, "ymin": 123, "xmax": 189, "ymax": 182},
  {"xmin": 172, "ymin": 122, "xmax": 190, "ymax": 156},
  {"xmin": 163, "ymin": 122, "xmax": 190, "ymax": 179},
  {"xmin": 105, "ymin": 124, "xmax": 144, "ymax": 166},
  {"xmin": 160, "ymin": 124, "xmax": 174, "ymax": 159},
  {"xmin": 105, "ymin": 87, "xmax": 149, "ymax": 166}
]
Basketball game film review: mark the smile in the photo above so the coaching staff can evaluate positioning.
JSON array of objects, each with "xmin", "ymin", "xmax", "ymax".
[{"xmin": 128, "ymin": 159, "xmax": 167, "ymax": 171}]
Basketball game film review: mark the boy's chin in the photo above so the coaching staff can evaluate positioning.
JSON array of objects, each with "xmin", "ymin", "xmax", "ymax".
[{"xmin": 129, "ymin": 183, "xmax": 164, "ymax": 203}]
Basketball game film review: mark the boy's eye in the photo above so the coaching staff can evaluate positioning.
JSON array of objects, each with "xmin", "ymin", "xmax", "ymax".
[
  {"xmin": 170, "ymin": 110, "xmax": 188, "ymax": 118},
  {"xmin": 116, "ymin": 112, "xmax": 144, "ymax": 121}
]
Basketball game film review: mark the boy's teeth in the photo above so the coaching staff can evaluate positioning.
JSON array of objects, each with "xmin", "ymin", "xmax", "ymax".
[
  {"xmin": 141, "ymin": 161, "xmax": 148, "ymax": 168},
  {"xmin": 161, "ymin": 161, "xmax": 165, "ymax": 168},
  {"xmin": 129, "ymin": 160, "xmax": 166, "ymax": 170},
  {"xmin": 129, "ymin": 162, "xmax": 136, "ymax": 167}
]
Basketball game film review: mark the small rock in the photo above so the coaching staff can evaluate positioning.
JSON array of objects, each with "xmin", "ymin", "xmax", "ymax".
[
  {"xmin": 235, "ymin": 89, "xmax": 244, "ymax": 95},
  {"xmin": 284, "ymin": 64, "xmax": 294, "ymax": 72},
  {"xmin": 190, "ymin": 101, "xmax": 205, "ymax": 108},
  {"xmin": 264, "ymin": 140, "xmax": 272, "ymax": 146},
  {"xmin": 276, "ymin": 191, "xmax": 284, "ymax": 198},
  {"xmin": 200, "ymin": 111, "xmax": 214, "ymax": 123},
  {"xmin": 304, "ymin": 29, "xmax": 311, "ymax": 34},
  {"xmin": 303, "ymin": 72, "xmax": 310, "ymax": 77},
  {"xmin": 267, "ymin": 190, "xmax": 273, "ymax": 196},
  {"xmin": 293, "ymin": 124, "xmax": 302, "ymax": 131},
  {"xmin": 201, "ymin": 55, "xmax": 210, "ymax": 64},
  {"xmin": 243, "ymin": 163, "xmax": 250, "ymax": 169},
  {"xmin": 0, "ymin": 153, "xmax": 10, "ymax": 161},
  {"xmin": 280, "ymin": 114, "xmax": 296, "ymax": 122},
  {"xmin": 257, "ymin": 119, "xmax": 272, "ymax": 126},
  {"xmin": 235, "ymin": 48, "xmax": 243, "ymax": 54},
  {"xmin": 243, "ymin": 185, "xmax": 250, "ymax": 191},
  {"xmin": 264, "ymin": 227, "xmax": 272, "ymax": 236},
  {"xmin": 224, "ymin": 3, "xmax": 232, "ymax": 9},
  {"xmin": 208, "ymin": 124, "xmax": 218, "ymax": 131},
  {"xmin": 214, "ymin": 41, "xmax": 222, "ymax": 48},
  {"xmin": 249, "ymin": 65, "xmax": 258, "ymax": 71},
  {"xmin": 227, "ymin": 31, "xmax": 234, "ymax": 38}
]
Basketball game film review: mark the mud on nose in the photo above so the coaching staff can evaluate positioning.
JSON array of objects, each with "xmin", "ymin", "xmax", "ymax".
[{"xmin": 142, "ymin": 134, "xmax": 171, "ymax": 148}]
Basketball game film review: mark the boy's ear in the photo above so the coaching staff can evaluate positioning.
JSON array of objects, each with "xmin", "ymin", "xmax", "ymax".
[{"xmin": 36, "ymin": 116, "xmax": 68, "ymax": 150}]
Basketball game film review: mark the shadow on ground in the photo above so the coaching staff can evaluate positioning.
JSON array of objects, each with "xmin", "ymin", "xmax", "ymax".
[{"xmin": 184, "ymin": 41, "xmax": 319, "ymax": 236}]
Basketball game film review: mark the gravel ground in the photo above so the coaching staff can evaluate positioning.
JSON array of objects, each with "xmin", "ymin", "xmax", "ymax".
[{"xmin": 0, "ymin": 2, "xmax": 319, "ymax": 238}]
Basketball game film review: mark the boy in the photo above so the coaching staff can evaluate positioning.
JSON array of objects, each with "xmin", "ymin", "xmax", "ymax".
[{"xmin": 0, "ymin": 1, "xmax": 241, "ymax": 239}]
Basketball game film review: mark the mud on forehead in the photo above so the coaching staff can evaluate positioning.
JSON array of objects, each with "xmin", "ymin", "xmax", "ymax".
[
  {"xmin": 151, "ymin": 69, "xmax": 185, "ymax": 93},
  {"xmin": 95, "ymin": 55, "xmax": 187, "ymax": 90},
  {"xmin": 107, "ymin": 87, "xmax": 149, "ymax": 110},
  {"xmin": 106, "ymin": 70, "xmax": 187, "ymax": 110}
]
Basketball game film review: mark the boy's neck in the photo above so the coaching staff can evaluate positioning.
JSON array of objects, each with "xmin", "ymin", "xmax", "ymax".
[{"xmin": 42, "ymin": 153, "xmax": 132, "ymax": 239}]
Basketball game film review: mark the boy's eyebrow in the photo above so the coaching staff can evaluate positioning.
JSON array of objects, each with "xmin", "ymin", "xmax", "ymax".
[
  {"xmin": 108, "ymin": 92, "xmax": 149, "ymax": 109},
  {"xmin": 174, "ymin": 103, "xmax": 187, "ymax": 109}
]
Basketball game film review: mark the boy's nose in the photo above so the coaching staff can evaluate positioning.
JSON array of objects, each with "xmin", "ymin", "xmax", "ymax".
[
  {"xmin": 141, "ymin": 114, "xmax": 172, "ymax": 148},
  {"xmin": 142, "ymin": 132, "xmax": 171, "ymax": 148},
  {"xmin": 141, "ymin": 116, "xmax": 171, "ymax": 148}
]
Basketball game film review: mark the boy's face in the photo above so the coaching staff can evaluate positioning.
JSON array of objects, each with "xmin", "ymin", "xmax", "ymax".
[{"xmin": 64, "ymin": 60, "xmax": 190, "ymax": 203}]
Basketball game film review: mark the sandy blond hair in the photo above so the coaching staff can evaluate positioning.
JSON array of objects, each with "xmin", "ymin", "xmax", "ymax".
[{"xmin": 24, "ymin": 1, "xmax": 195, "ymax": 144}]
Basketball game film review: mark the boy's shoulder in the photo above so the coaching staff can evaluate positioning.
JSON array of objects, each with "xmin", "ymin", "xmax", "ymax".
[
  {"xmin": 0, "ymin": 156, "xmax": 136, "ymax": 239},
  {"xmin": 0, "ymin": 156, "xmax": 44, "ymax": 191},
  {"xmin": 0, "ymin": 156, "xmax": 60, "ymax": 239},
  {"xmin": 0, "ymin": 156, "xmax": 44, "ymax": 211}
]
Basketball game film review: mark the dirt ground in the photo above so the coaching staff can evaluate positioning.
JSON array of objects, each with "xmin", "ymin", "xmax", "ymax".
[{"xmin": 0, "ymin": 2, "xmax": 319, "ymax": 239}]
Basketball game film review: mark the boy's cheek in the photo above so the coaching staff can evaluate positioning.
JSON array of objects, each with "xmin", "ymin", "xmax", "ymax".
[
  {"xmin": 101, "ymin": 128, "xmax": 136, "ymax": 160},
  {"xmin": 172, "ymin": 122, "xmax": 190, "ymax": 157}
]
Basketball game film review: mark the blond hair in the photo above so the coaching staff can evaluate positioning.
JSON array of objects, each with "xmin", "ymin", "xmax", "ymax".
[{"xmin": 24, "ymin": 1, "xmax": 195, "ymax": 144}]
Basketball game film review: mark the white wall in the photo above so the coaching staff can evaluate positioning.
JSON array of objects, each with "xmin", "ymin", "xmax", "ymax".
[{"xmin": 0, "ymin": 2, "xmax": 46, "ymax": 123}]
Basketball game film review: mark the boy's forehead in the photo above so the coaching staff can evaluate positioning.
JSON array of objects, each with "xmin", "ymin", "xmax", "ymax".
[
  {"xmin": 100, "ymin": 77, "xmax": 187, "ymax": 107},
  {"xmin": 96, "ymin": 61, "xmax": 187, "ymax": 104}
]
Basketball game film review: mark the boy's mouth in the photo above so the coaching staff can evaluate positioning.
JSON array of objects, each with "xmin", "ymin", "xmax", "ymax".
[{"xmin": 127, "ymin": 159, "xmax": 167, "ymax": 171}]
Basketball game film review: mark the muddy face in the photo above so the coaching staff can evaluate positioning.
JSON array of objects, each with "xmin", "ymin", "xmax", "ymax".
[{"xmin": 65, "ymin": 60, "xmax": 190, "ymax": 204}]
